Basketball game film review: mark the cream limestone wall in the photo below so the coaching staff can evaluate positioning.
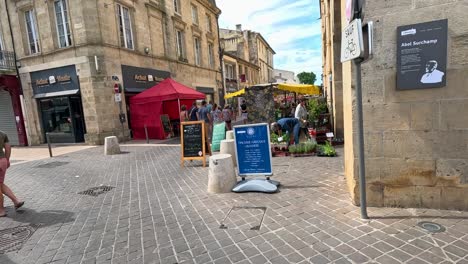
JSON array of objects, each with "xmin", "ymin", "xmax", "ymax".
[
  {"xmin": 341, "ymin": 0, "xmax": 468, "ymax": 210},
  {"xmin": 6, "ymin": 0, "xmax": 221, "ymax": 145}
]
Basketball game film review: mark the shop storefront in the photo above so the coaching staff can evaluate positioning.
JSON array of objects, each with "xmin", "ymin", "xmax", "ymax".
[
  {"xmin": 31, "ymin": 65, "xmax": 85, "ymax": 143},
  {"xmin": 196, "ymin": 86, "xmax": 214, "ymax": 102},
  {"xmin": 121, "ymin": 65, "xmax": 171, "ymax": 134}
]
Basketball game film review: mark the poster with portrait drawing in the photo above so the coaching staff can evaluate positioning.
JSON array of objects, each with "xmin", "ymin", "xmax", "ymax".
[{"xmin": 396, "ymin": 19, "xmax": 448, "ymax": 90}]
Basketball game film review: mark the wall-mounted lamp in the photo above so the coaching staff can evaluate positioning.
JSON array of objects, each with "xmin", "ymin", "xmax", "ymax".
[{"xmin": 144, "ymin": 47, "xmax": 150, "ymax": 54}]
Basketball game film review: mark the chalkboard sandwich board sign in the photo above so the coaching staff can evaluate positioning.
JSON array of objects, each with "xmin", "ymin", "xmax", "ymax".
[
  {"xmin": 160, "ymin": 114, "xmax": 173, "ymax": 139},
  {"xmin": 180, "ymin": 121, "xmax": 207, "ymax": 167}
]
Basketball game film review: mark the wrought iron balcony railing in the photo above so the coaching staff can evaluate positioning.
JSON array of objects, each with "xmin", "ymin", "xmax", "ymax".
[{"xmin": 0, "ymin": 50, "xmax": 16, "ymax": 71}]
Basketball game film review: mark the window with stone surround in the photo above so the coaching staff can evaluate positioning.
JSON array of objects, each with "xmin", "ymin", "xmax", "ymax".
[
  {"xmin": 225, "ymin": 64, "xmax": 235, "ymax": 79},
  {"xmin": 25, "ymin": 9, "xmax": 40, "ymax": 54},
  {"xmin": 206, "ymin": 14, "xmax": 212, "ymax": 32},
  {"xmin": 173, "ymin": 0, "xmax": 181, "ymax": 15},
  {"xmin": 116, "ymin": 4, "xmax": 134, "ymax": 50},
  {"xmin": 54, "ymin": 0, "xmax": 72, "ymax": 48},
  {"xmin": 176, "ymin": 29, "xmax": 186, "ymax": 60},
  {"xmin": 194, "ymin": 37, "xmax": 201, "ymax": 66},
  {"xmin": 208, "ymin": 42, "xmax": 214, "ymax": 68},
  {"xmin": 191, "ymin": 5, "xmax": 199, "ymax": 25}
]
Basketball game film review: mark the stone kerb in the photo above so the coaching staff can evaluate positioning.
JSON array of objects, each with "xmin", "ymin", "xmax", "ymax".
[
  {"xmin": 207, "ymin": 154, "xmax": 237, "ymax": 193},
  {"xmin": 104, "ymin": 136, "xmax": 120, "ymax": 155}
]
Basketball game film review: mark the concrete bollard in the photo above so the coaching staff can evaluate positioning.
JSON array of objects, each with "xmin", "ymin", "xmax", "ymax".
[
  {"xmin": 220, "ymin": 139, "xmax": 236, "ymax": 167},
  {"xmin": 226, "ymin": 130, "xmax": 234, "ymax": 140},
  {"xmin": 104, "ymin": 136, "xmax": 121, "ymax": 155},
  {"xmin": 207, "ymin": 154, "xmax": 237, "ymax": 193}
]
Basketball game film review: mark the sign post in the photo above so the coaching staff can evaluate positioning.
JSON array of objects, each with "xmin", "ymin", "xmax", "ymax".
[{"xmin": 341, "ymin": 0, "xmax": 369, "ymax": 220}]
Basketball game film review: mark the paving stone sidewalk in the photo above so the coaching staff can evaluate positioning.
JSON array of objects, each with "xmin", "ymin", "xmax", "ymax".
[{"xmin": 0, "ymin": 145, "xmax": 468, "ymax": 264}]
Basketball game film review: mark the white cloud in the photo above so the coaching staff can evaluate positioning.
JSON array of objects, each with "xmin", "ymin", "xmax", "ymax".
[{"xmin": 217, "ymin": 0, "xmax": 323, "ymax": 84}]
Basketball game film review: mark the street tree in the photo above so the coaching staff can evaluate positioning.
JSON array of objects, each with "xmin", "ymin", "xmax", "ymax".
[{"xmin": 297, "ymin": 72, "xmax": 317, "ymax": 85}]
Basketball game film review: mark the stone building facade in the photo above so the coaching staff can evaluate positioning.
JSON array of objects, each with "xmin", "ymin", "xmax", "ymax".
[
  {"xmin": 220, "ymin": 25, "xmax": 275, "ymax": 85},
  {"xmin": 322, "ymin": 0, "xmax": 468, "ymax": 210},
  {"xmin": 320, "ymin": 0, "xmax": 344, "ymax": 139},
  {"xmin": 273, "ymin": 69, "xmax": 298, "ymax": 84},
  {"xmin": 0, "ymin": 0, "xmax": 27, "ymax": 146},
  {"xmin": 3, "ymin": 0, "xmax": 221, "ymax": 145}
]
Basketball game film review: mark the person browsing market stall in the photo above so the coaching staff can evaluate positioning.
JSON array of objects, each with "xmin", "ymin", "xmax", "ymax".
[
  {"xmin": 295, "ymin": 98, "xmax": 310, "ymax": 140},
  {"xmin": 270, "ymin": 118, "xmax": 301, "ymax": 147}
]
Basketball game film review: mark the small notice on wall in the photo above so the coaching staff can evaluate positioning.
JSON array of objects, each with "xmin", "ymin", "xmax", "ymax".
[{"xmin": 397, "ymin": 19, "xmax": 448, "ymax": 90}]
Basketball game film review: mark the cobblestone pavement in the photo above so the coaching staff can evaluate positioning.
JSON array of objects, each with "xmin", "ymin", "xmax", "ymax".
[{"xmin": 1, "ymin": 145, "xmax": 468, "ymax": 264}]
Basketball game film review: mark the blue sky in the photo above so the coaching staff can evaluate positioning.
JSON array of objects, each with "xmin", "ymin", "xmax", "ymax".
[{"xmin": 217, "ymin": 0, "xmax": 322, "ymax": 84}]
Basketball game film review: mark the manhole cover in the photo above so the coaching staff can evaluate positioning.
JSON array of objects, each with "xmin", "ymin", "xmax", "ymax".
[
  {"xmin": 78, "ymin": 186, "xmax": 115, "ymax": 197},
  {"xmin": 219, "ymin": 206, "xmax": 267, "ymax": 230},
  {"xmin": 0, "ymin": 225, "xmax": 39, "ymax": 254},
  {"xmin": 417, "ymin": 221, "xmax": 445, "ymax": 233},
  {"xmin": 35, "ymin": 161, "xmax": 69, "ymax": 168}
]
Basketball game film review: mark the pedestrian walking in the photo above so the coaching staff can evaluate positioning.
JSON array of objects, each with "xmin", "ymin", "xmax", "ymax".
[
  {"xmin": 197, "ymin": 101, "xmax": 212, "ymax": 139},
  {"xmin": 180, "ymin": 105, "xmax": 189, "ymax": 122},
  {"xmin": 222, "ymin": 104, "xmax": 233, "ymax": 130},
  {"xmin": 189, "ymin": 102, "xmax": 199, "ymax": 121},
  {"xmin": 241, "ymin": 100, "xmax": 248, "ymax": 124},
  {"xmin": 0, "ymin": 130, "xmax": 24, "ymax": 217}
]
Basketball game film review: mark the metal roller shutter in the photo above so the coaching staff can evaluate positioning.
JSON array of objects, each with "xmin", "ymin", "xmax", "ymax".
[{"xmin": 0, "ymin": 90, "xmax": 19, "ymax": 145}]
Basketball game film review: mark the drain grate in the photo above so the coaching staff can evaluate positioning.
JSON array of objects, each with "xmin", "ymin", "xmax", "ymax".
[
  {"xmin": 35, "ymin": 161, "xmax": 69, "ymax": 168},
  {"xmin": 78, "ymin": 186, "xmax": 115, "ymax": 197},
  {"xmin": 219, "ymin": 206, "xmax": 267, "ymax": 230},
  {"xmin": 417, "ymin": 221, "xmax": 446, "ymax": 233},
  {"xmin": 0, "ymin": 225, "xmax": 39, "ymax": 254}
]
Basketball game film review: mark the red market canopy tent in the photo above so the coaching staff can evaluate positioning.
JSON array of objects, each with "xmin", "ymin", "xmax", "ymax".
[{"xmin": 129, "ymin": 78, "xmax": 206, "ymax": 139}]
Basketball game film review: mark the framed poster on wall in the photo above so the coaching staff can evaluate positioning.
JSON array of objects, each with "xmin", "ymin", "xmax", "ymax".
[{"xmin": 396, "ymin": 19, "xmax": 448, "ymax": 90}]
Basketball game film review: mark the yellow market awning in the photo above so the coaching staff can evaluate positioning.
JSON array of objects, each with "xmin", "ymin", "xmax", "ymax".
[
  {"xmin": 224, "ymin": 83, "xmax": 320, "ymax": 99},
  {"xmin": 277, "ymin": 83, "xmax": 320, "ymax": 95},
  {"xmin": 224, "ymin": 88, "xmax": 245, "ymax": 99}
]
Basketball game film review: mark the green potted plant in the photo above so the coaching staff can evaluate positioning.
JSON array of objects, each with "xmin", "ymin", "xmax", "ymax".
[
  {"xmin": 288, "ymin": 145, "xmax": 297, "ymax": 154},
  {"xmin": 307, "ymin": 99, "xmax": 328, "ymax": 126},
  {"xmin": 317, "ymin": 141, "xmax": 337, "ymax": 157}
]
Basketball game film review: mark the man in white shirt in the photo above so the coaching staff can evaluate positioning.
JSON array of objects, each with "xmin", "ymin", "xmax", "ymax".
[
  {"xmin": 294, "ymin": 98, "xmax": 310, "ymax": 141},
  {"xmin": 420, "ymin": 60, "xmax": 444, "ymax": 84}
]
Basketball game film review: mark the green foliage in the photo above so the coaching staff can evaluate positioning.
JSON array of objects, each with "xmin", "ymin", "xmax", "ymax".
[
  {"xmin": 304, "ymin": 141, "xmax": 316, "ymax": 153},
  {"xmin": 297, "ymin": 71, "xmax": 317, "ymax": 85},
  {"xmin": 288, "ymin": 145, "xmax": 297, "ymax": 153},
  {"xmin": 270, "ymin": 132, "xmax": 290, "ymax": 144},
  {"xmin": 270, "ymin": 133, "xmax": 279, "ymax": 144},
  {"xmin": 318, "ymin": 141, "xmax": 337, "ymax": 157},
  {"xmin": 307, "ymin": 99, "xmax": 328, "ymax": 123}
]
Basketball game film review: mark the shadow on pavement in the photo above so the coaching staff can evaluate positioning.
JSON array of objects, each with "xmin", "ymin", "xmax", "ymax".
[
  {"xmin": 281, "ymin": 185, "xmax": 324, "ymax": 189},
  {"xmin": 9, "ymin": 209, "xmax": 75, "ymax": 227},
  {"xmin": 0, "ymin": 210, "xmax": 75, "ymax": 264},
  {"xmin": 371, "ymin": 215, "xmax": 468, "ymax": 220},
  {"xmin": 0, "ymin": 255, "xmax": 18, "ymax": 264}
]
